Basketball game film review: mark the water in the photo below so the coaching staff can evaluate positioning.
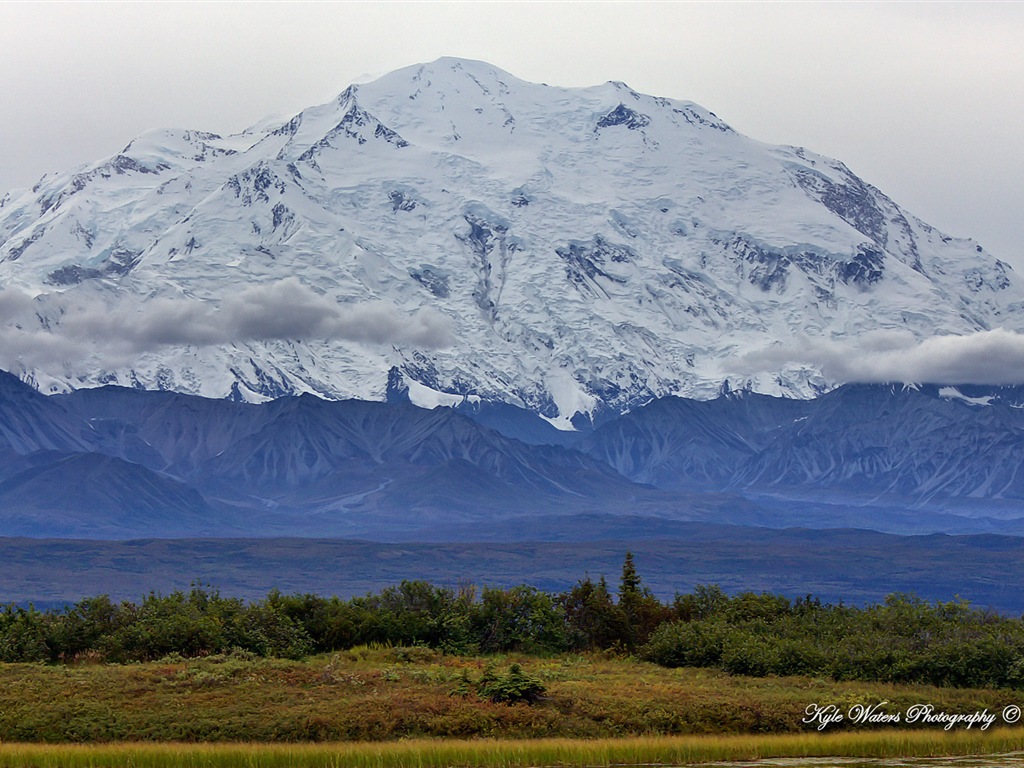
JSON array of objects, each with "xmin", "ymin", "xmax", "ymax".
[{"xmin": 704, "ymin": 755, "xmax": 1024, "ymax": 768}]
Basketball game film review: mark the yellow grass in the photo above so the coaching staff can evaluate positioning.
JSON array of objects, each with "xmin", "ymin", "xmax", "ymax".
[{"xmin": 2, "ymin": 730, "xmax": 1024, "ymax": 768}]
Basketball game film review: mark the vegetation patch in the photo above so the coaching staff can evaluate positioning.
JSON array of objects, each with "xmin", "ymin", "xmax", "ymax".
[
  {"xmin": 5, "ymin": 555, "xmax": 1024, "ymax": 692},
  {"xmin": 3, "ymin": 555, "xmax": 1024, "ymax": 746},
  {"xmin": 4, "ymin": 731, "xmax": 1024, "ymax": 768},
  {"xmin": 0, "ymin": 647, "xmax": 1022, "ymax": 743}
]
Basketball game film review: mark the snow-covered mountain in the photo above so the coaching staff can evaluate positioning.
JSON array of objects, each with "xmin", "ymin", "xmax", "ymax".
[{"xmin": 1, "ymin": 57, "xmax": 1020, "ymax": 425}]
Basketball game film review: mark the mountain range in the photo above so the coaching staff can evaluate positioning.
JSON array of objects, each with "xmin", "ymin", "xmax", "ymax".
[
  {"xmin": 1, "ymin": 368, "xmax": 1022, "ymax": 540},
  {"xmin": 2, "ymin": 57, "xmax": 1021, "ymax": 429}
]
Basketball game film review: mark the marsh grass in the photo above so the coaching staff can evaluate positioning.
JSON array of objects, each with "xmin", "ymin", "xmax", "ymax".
[{"xmin": 2, "ymin": 731, "xmax": 1024, "ymax": 768}]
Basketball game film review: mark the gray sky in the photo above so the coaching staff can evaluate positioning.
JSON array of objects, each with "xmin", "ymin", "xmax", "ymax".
[{"xmin": 2, "ymin": 2, "xmax": 1023, "ymax": 267}]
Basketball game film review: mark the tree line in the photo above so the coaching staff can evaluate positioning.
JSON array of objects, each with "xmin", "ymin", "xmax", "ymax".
[{"xmin": 3, "ymin": 553, "xmax": 1024, "ymax": 689}]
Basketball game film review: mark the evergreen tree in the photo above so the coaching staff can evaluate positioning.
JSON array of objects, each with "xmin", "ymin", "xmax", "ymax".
[
  {"xmin": 616, "ymin": 552, "xmax": 672, "ymax": 648},
  {"xmin": 619, "ymin": 551, "xmax": 641, "ymax": 604}
]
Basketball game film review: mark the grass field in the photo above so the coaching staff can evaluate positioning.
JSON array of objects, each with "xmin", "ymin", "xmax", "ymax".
[
  {"xmin": 2, "ymin": 731, "xmax": 1024, "ymax": 768},
  {"xmin": 1, "ymin": 647, "xmax": 1021, "ymax": 746}
]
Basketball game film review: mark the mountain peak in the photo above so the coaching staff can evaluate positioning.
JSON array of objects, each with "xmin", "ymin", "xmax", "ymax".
[
  {"xmin": 0, "ymin": 59, "xmax": 1020, "ymax": 423},
  {"xmin": 399, "ymin": 56, "xmax": 521, "ymax": 82}
]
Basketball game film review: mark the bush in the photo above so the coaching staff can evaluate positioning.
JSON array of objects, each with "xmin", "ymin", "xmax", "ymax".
[
  {"xmin": 476, "ymin": 662, "xmax": 546, "ymax": 704},
  {"xmin": 639, "ymin": 619, "xmax": 729, "ymax": 668},
  {"xmin": 475, "ymin": 586, "xmax": 568, "ymax": 654}
]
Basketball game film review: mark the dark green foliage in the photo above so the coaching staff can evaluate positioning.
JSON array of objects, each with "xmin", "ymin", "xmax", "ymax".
[
  {"xmin": 0, "ymin": 585, "xmax": 313, "ymax": 664},
  {"xmin": 476, "ymin": 585, "xmax": 568, "ymax": 654},
  {"xmin": 559, "ymin": 576, "xmax": 628, "ymax": 650},
  {"xmin": 673, "ymin": 584, "xmax": 729, "ymax": 621},
  {"xmin": 0, "ymin": 605, "xmax": 48, "ymax": 662},
  {"xmin": 616, "ymin": 551, "xmax": 674, "ymax": 649},
  {"xmin": 619, "ymin": 552, "xmax": 641, "ymax": 604},
  {"xmin": 639, "ymin": 618, "xmax": 730, "ymax": 668},
  {"xmin": 640, "ymin": 590, "xmax": 1024, "ymax": 689}
]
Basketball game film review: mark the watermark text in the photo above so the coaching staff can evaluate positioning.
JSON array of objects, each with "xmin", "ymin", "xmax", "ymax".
[{"xmin": 802, "ymin": 701, "xmax": 1013, "ymax": 731}]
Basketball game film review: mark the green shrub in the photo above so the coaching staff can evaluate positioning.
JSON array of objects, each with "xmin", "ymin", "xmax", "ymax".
[
  {"xmin": 476, "ymin": 662, "xmax": 546, "ymax": 704},
  {"xmin": 639, "ymin": 619, "xmax": 729, "ymax": 668}
]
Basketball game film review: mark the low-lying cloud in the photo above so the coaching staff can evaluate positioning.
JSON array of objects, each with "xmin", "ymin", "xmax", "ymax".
[
  {"xmin": 0, "ymin": 278, "xmax": 453, "ymax": 371},
  {"xmin": 737, "ymin": 328, "xmax": 1024, "ymax": 386}
]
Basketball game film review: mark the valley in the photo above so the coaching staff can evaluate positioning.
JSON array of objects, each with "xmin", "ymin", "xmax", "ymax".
[{"xmin": 3, "ymin": 527, "xmax": 1024, "ymax": 612}]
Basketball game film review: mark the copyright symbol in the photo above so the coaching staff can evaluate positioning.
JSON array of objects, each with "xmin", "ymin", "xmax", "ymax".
[{"xmin": 1003, "ymin": 705, "xmax": 1021, "ymax": 724}]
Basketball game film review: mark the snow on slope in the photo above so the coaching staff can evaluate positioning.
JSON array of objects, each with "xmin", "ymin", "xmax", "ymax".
[{"xmin": 1, "ymin": 57, "xmax": 1021, "ymax": 425}]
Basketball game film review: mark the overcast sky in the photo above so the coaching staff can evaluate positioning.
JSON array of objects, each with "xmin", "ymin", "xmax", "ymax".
[{"xmin": 1, "ymin": 2, "xmax": 1022, "ymax": 269}]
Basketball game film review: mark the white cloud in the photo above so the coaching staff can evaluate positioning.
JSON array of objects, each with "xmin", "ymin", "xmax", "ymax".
[
  {"xmin": 0, "ymin": 287, "xmax": 34, "ymax": 319},
  {"xmin": 738, "ymin": 328, "xmax": 1024, "ymax": 386},
  {"xmin": 218, "ymin": 279, "xmax": 453, "ymax": 348},
  {"xmin": 0, "ymin": 280, "xmax": 453, "ymax": 371}
]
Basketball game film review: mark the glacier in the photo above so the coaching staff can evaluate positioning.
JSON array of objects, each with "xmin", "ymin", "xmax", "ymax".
[{"xmin": 1, "ymin": 57, "xmax": 1021, "ymax": 426}]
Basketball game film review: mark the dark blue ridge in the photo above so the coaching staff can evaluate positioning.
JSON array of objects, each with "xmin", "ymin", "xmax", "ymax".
[{"xmin": 1, "ymin": 369, "xmax": 1023, "ymax": 540}]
